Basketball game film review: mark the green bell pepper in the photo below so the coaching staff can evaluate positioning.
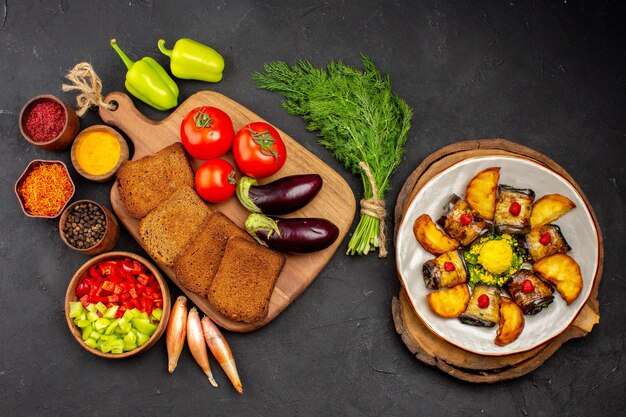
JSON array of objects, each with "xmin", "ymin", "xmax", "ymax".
[
  {"xmin": 110, "ymin": 39, "xmax": 179, "ymax": 111},
  {"xmin": 158, "ymin": 38, "xmax": 224, "ymax": 83}
]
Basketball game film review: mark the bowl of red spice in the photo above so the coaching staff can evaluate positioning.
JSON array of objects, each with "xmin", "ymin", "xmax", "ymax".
[
  {"xmin": 19, "ymin": 94, "xmax": 80, "ymax": 151},
  {"xmin": 15, "ymin": 160, "xmax": 75, "ymax": 218}
]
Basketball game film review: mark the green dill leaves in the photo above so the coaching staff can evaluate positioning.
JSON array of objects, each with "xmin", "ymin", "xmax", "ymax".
[{"xmin": 253, "ymin": 55, "xmax": 412, "ymax": 256}]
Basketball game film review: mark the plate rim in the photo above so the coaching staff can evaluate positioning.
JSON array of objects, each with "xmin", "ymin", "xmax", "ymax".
[{"xmin": 395, "ymin": 154, "xmax": 601, "ymax": 356}]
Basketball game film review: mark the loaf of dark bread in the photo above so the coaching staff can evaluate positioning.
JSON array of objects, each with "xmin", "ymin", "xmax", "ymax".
[
  {"xmin": 138, "ymin": 186, "xmax": 213, "ymax": 266},
  {"xmin": 116, "ymin": 142, "xmax": 194, "ymax": 219},
  {"xmin": 207, "ymin": 237, "xmax": 286, "ymax": 323},
  {"xmin": 174, "ymin": 211, "xmax": 254, "ymax": 296}
]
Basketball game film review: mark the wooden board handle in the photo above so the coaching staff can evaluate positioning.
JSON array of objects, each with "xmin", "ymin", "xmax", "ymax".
[{"xmin": 98, "ymin": 92, "xmax": 174, "ymax": 159}]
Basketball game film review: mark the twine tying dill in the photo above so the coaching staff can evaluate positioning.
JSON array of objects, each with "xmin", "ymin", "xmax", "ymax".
[
  {"xmin": 358, "ymin": 161, "xmax": 387, "ymax": 258},
  {"xmin": 61, "ymin": 62, "xmax": 116, "ymax": 116}
]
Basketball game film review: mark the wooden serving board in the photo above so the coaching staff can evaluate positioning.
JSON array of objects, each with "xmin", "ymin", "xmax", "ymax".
[
  {"xmin": 100, "ymin": 91, "xmax": 356, "ymax": 332},
  {"xmin": 392, "ymin": 139, "xmax": 603, "ymax": 382}
]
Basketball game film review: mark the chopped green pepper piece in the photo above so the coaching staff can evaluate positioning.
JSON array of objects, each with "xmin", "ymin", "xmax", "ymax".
[{"xmin": 69, "ymin": 301, "xmax": 83, "ymax": 318}]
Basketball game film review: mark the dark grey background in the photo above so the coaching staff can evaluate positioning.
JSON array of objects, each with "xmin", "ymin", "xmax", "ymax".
[{"xmin": 1, "ymin": 1, "xmax": 624, "ymax": 416}]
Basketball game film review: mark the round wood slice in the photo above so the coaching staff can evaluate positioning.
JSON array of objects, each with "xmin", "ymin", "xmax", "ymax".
[{"xmin": 392, "ymin": 139, "xmax": 603, "ymax": 383}]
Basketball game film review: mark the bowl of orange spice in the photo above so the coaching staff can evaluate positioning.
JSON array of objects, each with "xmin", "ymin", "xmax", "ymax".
[
  {"xmin": 70, "ymin": 125, "xmax": 129, "ymax": 183},
  {"xmin": 15, "ymin": 160, "xmax": 75, "ymax": 218}
]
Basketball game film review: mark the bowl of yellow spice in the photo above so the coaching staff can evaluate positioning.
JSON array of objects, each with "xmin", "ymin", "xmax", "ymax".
[{"xmin": 71, "ymin": 125, "xmax": 129, "ymax": 182}]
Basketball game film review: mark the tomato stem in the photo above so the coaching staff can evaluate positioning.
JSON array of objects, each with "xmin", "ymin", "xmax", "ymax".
[
  {"xmin": 248, "ymin": 128, "xmax": 278, "ymax": 163},
  {"xmin": 193, "ymin": 109, "xmax": 213, "ymax": 129}
]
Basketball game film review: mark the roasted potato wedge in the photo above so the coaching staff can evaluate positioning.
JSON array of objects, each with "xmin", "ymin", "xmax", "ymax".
[
  {"xmin": 495, "ymin": 298, "xmax": 525, "ymax": 346},
  {"xmin": 530, "ymin": 194, "xmax": 576, "ymax": 228},
  {"xmin": 466, "ymin": 167, "xmax": 500, "ymax": 220},
  {"xmin": 427, "ymin": 284, "xmax": 470, "ymax": 318},
  {"xmin": 413, "ymin": 214, "xmax": 460, "ymax": 255},
  {"xmin": 533, "ymin": 253, "xmax": 583, "ymax": 304}
]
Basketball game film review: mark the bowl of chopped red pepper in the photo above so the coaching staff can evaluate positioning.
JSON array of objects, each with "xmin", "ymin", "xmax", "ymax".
[
  {"xmin": 19, "ymin": 94, "xmax": 80, "ymax": 151},
  {"xmin": 64, "ymin": 251, "xmax": 171, "ymax": 359},
  {"xmin": 15, "ymin": 160, "xmax": 75, "ymax": 219}
]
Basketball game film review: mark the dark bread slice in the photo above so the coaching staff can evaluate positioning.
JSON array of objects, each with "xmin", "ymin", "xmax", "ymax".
[
  {"xmin": 173, "ymin": 211, "xmax": 254, "ymax": 296},
  {"xmin": 116, "ymin": 142, "xmax": 194, "ymax": 219},
  {"xmin": 139, "ymin": 186, "xmax": 213, "ymax": 266},
  {"xmin": 207, "ymin": 237, "xmax": 286, "ymax": 323}
]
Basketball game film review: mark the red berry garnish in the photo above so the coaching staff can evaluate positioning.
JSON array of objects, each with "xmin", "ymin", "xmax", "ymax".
[
  {"xmin": 444, "ymin": 261, "xmax": 455, "ymax": 272},
  {"xmin": 460, "ymin": 213, "xmax": 473, "ymax": 226},
  {"xmin": 509, "ymin": 201, "xmax": 521, "ymax": 216},
  {"xmin": 539, "ymin": 232, "xmax": 552, "ymax": 246},
  {"xmin": 521, "ymin": 279, "xmax": 535, "ymax": 294},
  {"xmin": 477, "ymin": 294, "xmax": 490, "ymax": 309}
]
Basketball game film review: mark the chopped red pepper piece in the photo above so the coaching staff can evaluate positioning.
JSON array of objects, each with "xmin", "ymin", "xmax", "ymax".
[
  {"xmin": 107, "ymin": 295, "xmax": 119, "ymax": 303},
  {"xmin": 101, "ymin": 281, "xmax": 115, "ymax": 292},
  {"xmin": 129, "ymin": 288, "xmax": 138, "ymax": 299},
  {"xmin": 79, "ymin": 294, "xmax": 90, "ymax": 308},
  {"xmin": 443, "ymin": 262, "xmax": 455, "ymax": 272}
]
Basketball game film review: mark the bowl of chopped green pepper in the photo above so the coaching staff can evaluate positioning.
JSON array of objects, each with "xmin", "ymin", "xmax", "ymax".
[{"xmin": 64, "ymin": 251, "xmax": 171, "ymax": 359}]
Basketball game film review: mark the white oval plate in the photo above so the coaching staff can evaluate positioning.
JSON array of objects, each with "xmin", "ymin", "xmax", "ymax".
[{"xmin": 395, "ymin": 156, "xmax": 599, "ymax": 356}]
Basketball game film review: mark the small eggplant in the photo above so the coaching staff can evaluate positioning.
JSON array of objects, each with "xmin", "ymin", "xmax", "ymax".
[
  {"xmin": 245, "ymin": 213, "xmax": 339, "ymax": 253},
  {"xmin": 438, "ymin": 194, "xmax": 489, "ymax": 246},
  {"xmin": 422, "ymin": 249, "xmax": 468, "ymax": 290},
  {"xmin": 236, "ymin": 174, "xmax": 323, "ymax": 215},
  {"xmin": 525, "ymin": 224, "xmax": 571, "ymax": 263},
  {"xmin": 459, "ymin": 285, "xmax": 501, "ymax": 327},
  {"xmin": 506, "ymin": 269, "xmax": 554, "ymax": 315},
  {"xmin": 494, "ymin": 185, "xmax": 535, "ymax": 235}
]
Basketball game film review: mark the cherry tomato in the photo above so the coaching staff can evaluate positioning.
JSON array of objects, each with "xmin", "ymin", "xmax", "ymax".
[
  {"xmin": 460, "ymin": 213, "xmax": 473, "ymax": 226},
  {"xmin": 539, "ymin": 232, "xmax": 552, "ymax": 246},
  {"xmin": 477, "ymin": 294, "xmax": 490, "ymax": 309},
  {"xmin": 443, "ymin": 262, "xmax": 455, "ymax": 272},
  {"xmin": 233, "ymin": 122, "xmax": 287, "ymax": 178},
  {"xmin": 521, "ymin": 279, "xmax": 535, "ymax": 294},
  {"xmin": 180, "ymin": 106, "xmax": 235, "ymax": 160},
  {"xmin": 508, "ymin": 201, "xmax": 521, "ymax": 216},
  {"xmin": 195, "ymin": 159, "xmax": 237, "ymax": 203}
]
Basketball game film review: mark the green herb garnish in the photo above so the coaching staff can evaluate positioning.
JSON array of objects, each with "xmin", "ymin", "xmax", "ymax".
[{"xmin": 253, "ymin": 55, "xmax": 412, "ymax": 257}]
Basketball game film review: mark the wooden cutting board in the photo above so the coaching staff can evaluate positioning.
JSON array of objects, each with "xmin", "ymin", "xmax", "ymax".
[
  {"xmin": 99, "ymin": 91, "xmax": 356, "ymax": 332},
  {"xmin": 392, "ymin": 139, "xmax": 603, "ymax": 382}
]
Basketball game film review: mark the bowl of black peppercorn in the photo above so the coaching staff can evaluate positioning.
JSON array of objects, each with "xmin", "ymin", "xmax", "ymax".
[{"xmin": 59, "ymin": 200, "xmax": 120, "ymax": 255}]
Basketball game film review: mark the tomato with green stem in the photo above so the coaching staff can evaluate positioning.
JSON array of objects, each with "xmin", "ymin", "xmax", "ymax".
[
  {"xmin": 195, "ymin": 159, "xmax": 237, "ymax": 203},
  {"xmin": 233, "ymin": 122, "xmax": 287, "ymax": 178},
  {"xmin": 180, "ymin": 106, "xmax": 234, "ymax": 160}
]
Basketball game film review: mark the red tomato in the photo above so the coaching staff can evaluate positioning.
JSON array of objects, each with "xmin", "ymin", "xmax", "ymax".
[
  {"xmin": 180, "ymin": 106, "xmax": 234, "ymax": 160},
  {"xmin": 195, "ymin": 159, "xmax": 237, "ymax": 203},
  {"xmin": 233, "ymin": 122, "xmax": 287, "ymax": 178}
]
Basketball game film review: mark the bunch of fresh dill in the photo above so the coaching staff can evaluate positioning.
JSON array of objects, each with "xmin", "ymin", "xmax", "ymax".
[{"xmin": 253, "ymin": 54, "xmax": 412, "ymax": 257}]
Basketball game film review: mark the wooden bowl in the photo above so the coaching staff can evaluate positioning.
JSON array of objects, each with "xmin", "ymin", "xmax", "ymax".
[
  {"xmin": 19, "ymin": 94, "xmax": 80, "ymax": 151},
  {"xmin": 59, "ymin": 200, "xmax": 120, "ymax": 255},
  {"xmin": 64, "ymin": 251, "xmax": 171, "ymax": 359},
  {"xmin": 70, "ymin": 125, "xmax": 129, "ymax": 182},
  {"xmin": 14, "ymin": 160, "xmax": 75, "ymax": 219}
]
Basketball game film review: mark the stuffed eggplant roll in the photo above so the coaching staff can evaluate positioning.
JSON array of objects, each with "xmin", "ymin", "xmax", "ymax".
[
  {"xmin": 525, "ymin": 224, "xmax": 571, "ymax": 262},
  {"xmin": 438, "ymin": 194, "xmax": 488, "ymax": 246},
  {"xmin": 506, "ymin": 269, "xmax": 554, "ymax": 315},
  {"xmin": 494, "ymin": 185, "xmax": 535, "ymax": 235},
  {"xmin": 422, "ymin": 249, "xmax": 468, "ymax": 290},
  {"xmin": 459, "ymin": 284, "xmax": 501, "ymax": 327}
]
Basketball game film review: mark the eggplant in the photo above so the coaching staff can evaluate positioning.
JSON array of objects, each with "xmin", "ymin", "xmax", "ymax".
[
  {"xmin": 422, "ymin": 249, "xmax": 468, "ymax": 290},
  {"xmin": 236, "ymin": 174, "xmax": 323, "ymax": 215},
  {"xmin": 525, "ymin": 224, "xmax": 571, "ymax": 262},
  {"xmin": 245, "ymin": 213, "xmax": 339, "ymax": 253},
  {"xmin": 438, "ymin": 194, "xmax": 489, "ymax": 246},
  {"xmin": 459, "ymin": 285, "xmax": 501, "ymax": 327},
  {"xmin": 494, "ymin": 185, "xmax": 535, "ymax": 234},
  {"xmin": 506, "ymin": 269, "xmax": 554, "ymax": 315}
]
